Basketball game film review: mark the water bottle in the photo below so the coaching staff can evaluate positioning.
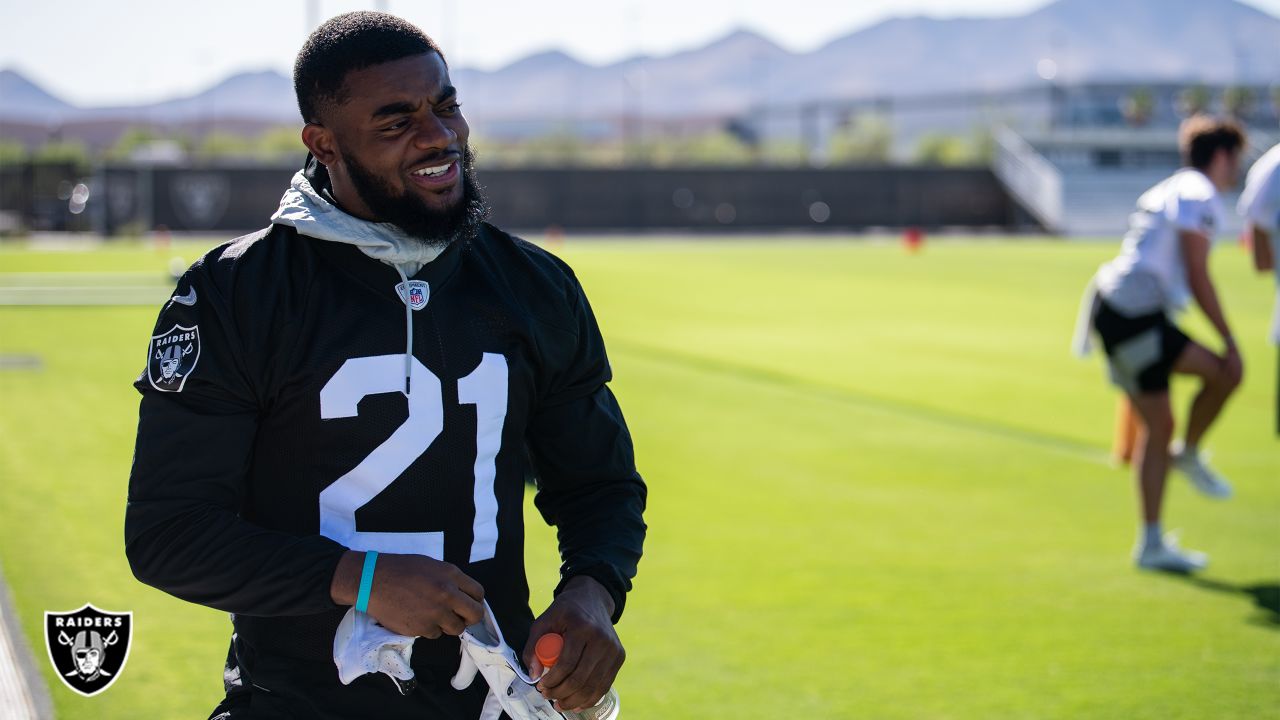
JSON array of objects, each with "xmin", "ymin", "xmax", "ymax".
[{"xmin": 534, "ymin": 633, "xmax": 621, "ymax": 720}]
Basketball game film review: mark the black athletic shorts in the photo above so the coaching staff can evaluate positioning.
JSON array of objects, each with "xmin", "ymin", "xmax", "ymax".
[{"xmin": 1092, "ymin": 299, "xmax": 1191, "ymax": 394}]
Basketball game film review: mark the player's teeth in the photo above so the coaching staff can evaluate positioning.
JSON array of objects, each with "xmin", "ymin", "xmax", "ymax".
[{"xmin": 415, "ymin": 163, "xmax": 451, "ymax": 177}]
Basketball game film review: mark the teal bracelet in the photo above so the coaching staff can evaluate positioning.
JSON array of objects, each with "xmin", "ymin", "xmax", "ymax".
[{"xmin": 355, "ymin": 551, "xmax": 379, "ymax": 614}]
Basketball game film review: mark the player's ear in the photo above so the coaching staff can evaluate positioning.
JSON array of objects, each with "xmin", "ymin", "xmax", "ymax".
[{"xmin": 302, "ymin": 123, "xmax": 339, "ymax": 167}]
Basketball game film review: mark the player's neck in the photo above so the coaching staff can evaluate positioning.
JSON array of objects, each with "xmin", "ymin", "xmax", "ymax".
[{"xmin": 325, "ymin": 176, "xmax": 381, "ymax": 224}]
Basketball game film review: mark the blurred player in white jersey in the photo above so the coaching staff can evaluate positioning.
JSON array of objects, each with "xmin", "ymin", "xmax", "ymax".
[
  {"xmin": 1238, "ymin": 141, "xmax": 1280, "ymax": 435},
  {"xmin": 1077, "ymin": 116, "xmax": 1246, "ymax": 572}
]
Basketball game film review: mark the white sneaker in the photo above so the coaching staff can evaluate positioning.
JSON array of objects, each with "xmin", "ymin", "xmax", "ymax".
[
  {"xmin": 1170, "ymin": 445, "xmax": 1233, "ymax": 499},
  {"xmin": 1135, "ymin": 533, "xmax": 1208, "ymax": 573}
]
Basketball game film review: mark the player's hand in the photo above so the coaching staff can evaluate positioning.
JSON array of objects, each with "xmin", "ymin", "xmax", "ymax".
[
  {"xmin": 522, "ymin": 575, "xmax": 623, "ymax": 713},
  {"xmin": 332, "ymin": 551, "xmax": 485, "ymax": 638}
]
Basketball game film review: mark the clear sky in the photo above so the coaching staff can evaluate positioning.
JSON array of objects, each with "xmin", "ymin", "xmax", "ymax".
[{"xmin": 3, "ymin": 0, "xmax": 1279, "ymax": 107}]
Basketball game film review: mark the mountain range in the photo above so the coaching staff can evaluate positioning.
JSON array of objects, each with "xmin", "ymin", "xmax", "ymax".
[{"xmin": 2, "ymin": 0, "xmax": 1278, "ymax": 129}]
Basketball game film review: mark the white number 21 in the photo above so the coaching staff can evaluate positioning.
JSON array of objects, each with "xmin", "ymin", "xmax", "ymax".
[{"xmin": 317, "ymin": 353, "xmax": 508, "ymax": 562}]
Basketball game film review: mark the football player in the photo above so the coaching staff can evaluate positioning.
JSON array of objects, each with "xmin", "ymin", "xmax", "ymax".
[
  {"xmin": 1076, "ymin": 115, "xmax": 1245, "ymax": 572},
  {"xmin": 1238, "ymin": 140, "xmax": 1280, "ymax": 435},
  {"xmin": 125, "ymin": 12, "xmax": 646, "ymax": 719}
]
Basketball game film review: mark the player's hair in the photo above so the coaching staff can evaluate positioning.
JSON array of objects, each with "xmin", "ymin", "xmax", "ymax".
[
  {"xmin": 1179, "ymin": 115, "xmax": 1246, "ymax": 170},
  {"xmin": 294, "ymin": 11, "xmax": 445, "ymax": 124}
]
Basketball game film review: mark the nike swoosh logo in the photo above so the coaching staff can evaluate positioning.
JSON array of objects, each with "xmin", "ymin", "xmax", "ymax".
[{"xmin": 171, "ymin": 287, "xmax": 197, "ymax": 306}]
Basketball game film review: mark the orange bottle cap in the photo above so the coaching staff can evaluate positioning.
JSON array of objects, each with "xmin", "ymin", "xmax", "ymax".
[{"xmin": 534, "ymin": 633, "xmax": 564, "ymax": 668}]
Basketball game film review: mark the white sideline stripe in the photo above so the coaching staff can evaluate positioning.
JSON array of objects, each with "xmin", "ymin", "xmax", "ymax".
[
  {"xmin": 0, "ymin": 286, "xmax": 170, "ymax": 306},
  {"xmin": 0, "ymin": 272, "xmax": 169, "ymax": 284},
  {"xmin": 0, "ymin": 578, "xmax": 48, "ymax": 720}
]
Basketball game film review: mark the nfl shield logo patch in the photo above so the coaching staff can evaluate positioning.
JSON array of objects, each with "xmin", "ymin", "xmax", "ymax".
[
  {"xmin": 44, "ymin": 604, "xmax": 133, "ymax": 697},
  {"xmin": 395, "ymin": 280, "xmax": 431, "ymax": 311},
  {"xmin": 147, "ymin": 324, "xmax": 201, "ymax": 392}
]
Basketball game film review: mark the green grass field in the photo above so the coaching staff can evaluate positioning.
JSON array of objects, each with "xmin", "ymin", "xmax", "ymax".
[{"xmin": 1, "ymin": 236, "xmax": 1277, "ymax": 719}]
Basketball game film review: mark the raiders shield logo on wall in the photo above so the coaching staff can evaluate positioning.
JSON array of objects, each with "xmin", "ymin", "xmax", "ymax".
[
  {"xmin": 44, "ymin": 604, "xmax": 133, "ymax": 697},
  {"xmin": 170, "ymin": 172, "xmax": 231, "ymax": 229},
  {"xmin": 147, "ymin": 324, "xmax": 201, "ymax": 392}
]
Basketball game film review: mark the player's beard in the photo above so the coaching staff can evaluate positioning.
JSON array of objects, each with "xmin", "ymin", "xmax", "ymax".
[{"xmin": 342, "ymin": 146, "xmax": 488, "ymax": 247}]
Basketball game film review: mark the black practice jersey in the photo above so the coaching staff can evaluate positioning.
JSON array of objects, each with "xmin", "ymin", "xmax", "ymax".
[{"xmin": 125, "ymin": 209, "xmax": 646, "ymax": 711}]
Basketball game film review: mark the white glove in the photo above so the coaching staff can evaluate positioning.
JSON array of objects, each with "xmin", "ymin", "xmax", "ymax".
[
  {"xmin": 332, "ymin": 607, "xmax": 418, "ymax": 695},
  {"xmin": 450, "ymin": 601, "xmax": 562, "ymax": 720}
]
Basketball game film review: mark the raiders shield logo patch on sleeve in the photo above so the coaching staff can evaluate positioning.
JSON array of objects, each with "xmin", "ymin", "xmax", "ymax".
[
  {"xmin": 148, "ymin": 324, "xmax": 201, "ymax": 392},
  {"xmin": 44, "ymin": 604, "xmax": 133, "ymax": 697}
]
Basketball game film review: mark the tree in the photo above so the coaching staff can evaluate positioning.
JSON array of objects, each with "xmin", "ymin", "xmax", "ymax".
[
  {"xmin": 107, "ymin": 126, "xmax": 164, "ymax": 160},
  {"xmin": 1222, "ymin": 86, "xmax": 1255, "ymax": 121},
  {"xmin": 969, "ymin": 126, "xmax": 995, "ymax": 164},
  {"xmin": 827, "ymin": 113, "xmax": 893, "ymax": 165},
  {"xmin": 1121, "ymin": 87, "xmax": 1154, "ymax": 127},
  {"xmin": 650, "ymin": 131, "xmax": 754, "ymax": 167},
  {"xmin": 533, "ymin": 130, "xmax": 590, "ymax": 166},
  {"xmin": 1177, "ymin": 85, "xmax": 1212, "ymax": 117},
  {"xmin": 0, "ymin": 139, "xmax": 27, "ymax": 165},
  {"xmin": 196, "ymin": 131, "xmax": 255, "ymax": 159},
  {"xmin": 33, "ymin": 139, "xmax": 90, "ymax": 166},
  {"xmin": 758, "ymin": 138, "xmax": 808, "ymax": 166},
  {"xmin": 914, "ymin": 133, "xmax": 973, "ymax": 166},
  {"xmin": 255, "ymin": 126, "xmax": 306, "ymax": 160}
]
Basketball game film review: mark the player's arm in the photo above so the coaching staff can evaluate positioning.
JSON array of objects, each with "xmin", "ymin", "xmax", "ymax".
[
  {"xmin": 1179, "ymin": 229, "xmax": 1235, "ymax": 347},
  {"xmin": 528, "ymin": 383, "xmax": 647, "ymax": 622},
  {"xmin": 130, "ymin": 396, "xmax": 484, "ymax": 631},
  {"xmin": 523, "ymin": 382, "xmax": 644, "ymax": 711},
  {"xmin": 125, "ymin": 262, "xmax": 350, "ymax": 616},
  {"xmin": 127, "ymin": 391, "xmax": 349, "ymax": 615},
  {"xmin": 126, "ymin": 262, "xmax": 484, "ymax": 633},
  {"xmin": 522, "ymin": 276, "xmax": 647, "ymax": 712},
  {"xmin": 1238, "ymin": 162, "xmax": 1278, "ymax": 273},
  {"xmin": 1248, "ymin": 223, "xmax": 1274, "ymax": 273},
  {"xmin": 1179, "ymin": 228, "xmax": 1242, "ymax": 385}
]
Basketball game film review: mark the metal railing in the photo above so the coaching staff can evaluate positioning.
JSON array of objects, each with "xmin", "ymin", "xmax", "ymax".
[{"xmin": 992, "ymin": 124, "xmax": 1063, "ymax": 233}]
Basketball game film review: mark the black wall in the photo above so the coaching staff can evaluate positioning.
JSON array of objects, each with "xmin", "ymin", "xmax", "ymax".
[
  {"xmin": 95, "ymin": 164, "xmax": 1029, "ymax": 236},
  {"xmin": 482, "ymin": 167, "xmax": 1021, "ymax": 231},
  {"xmin": 0, "ymin": 161, "xmax": 92, "ymax": 233},
  {"xmin": 98, "ymin": 165, "xmax": 294, "ymax": 236}
]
